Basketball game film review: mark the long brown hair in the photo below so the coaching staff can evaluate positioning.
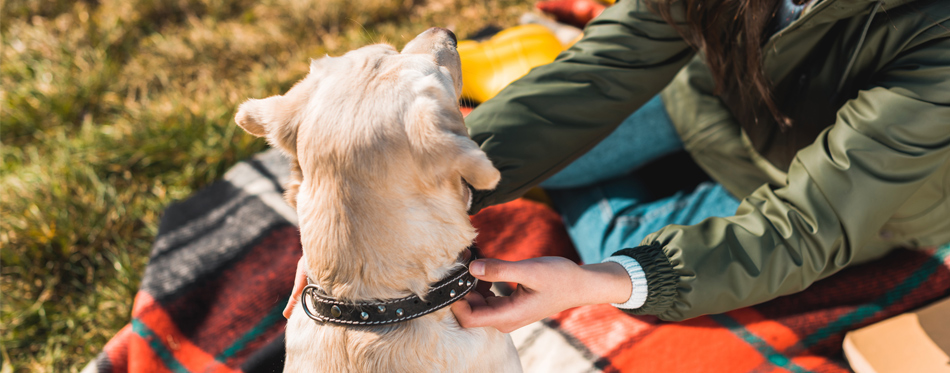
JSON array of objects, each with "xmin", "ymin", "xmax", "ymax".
[{"xmin": 647, "ymin": 0, "xmax": 791, "ymax": 127}]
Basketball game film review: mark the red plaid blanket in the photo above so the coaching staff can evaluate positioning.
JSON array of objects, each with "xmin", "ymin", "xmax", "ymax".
[{"xmin": 87, "ymin": 150, "xmax": 950, "ymax": 373}]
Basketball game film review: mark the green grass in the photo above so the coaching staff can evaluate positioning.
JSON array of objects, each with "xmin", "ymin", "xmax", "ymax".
[{"xmin": 0, "ymin": 0, "xmax": 532, "ymax": 370}]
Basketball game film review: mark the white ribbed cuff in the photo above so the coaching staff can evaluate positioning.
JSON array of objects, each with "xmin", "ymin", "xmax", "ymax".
[{"xmin": 601, "ymin": 255, "xmax": 648, "ymax": 309}]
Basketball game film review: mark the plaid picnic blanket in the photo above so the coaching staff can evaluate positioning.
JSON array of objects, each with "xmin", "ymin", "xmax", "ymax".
[{"xmin": 86, "ymin": 149, "xmax": 950, "ymax": 373}]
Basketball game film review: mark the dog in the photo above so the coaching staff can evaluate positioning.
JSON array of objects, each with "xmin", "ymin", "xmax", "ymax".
[{"xmin": 234, "ymin": 28, "xmax": 522, "ymax": 372}]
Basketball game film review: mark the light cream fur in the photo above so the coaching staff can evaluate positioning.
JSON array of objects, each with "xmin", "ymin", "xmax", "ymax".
[{"xmin": 235, "ymin": 28, "xmax": 521, "ymax": 373}]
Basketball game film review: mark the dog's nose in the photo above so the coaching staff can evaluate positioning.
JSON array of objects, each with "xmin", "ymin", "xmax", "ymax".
[{"xmin": 432, "ymin": 27, "xmax": 457, "ymax": 47}]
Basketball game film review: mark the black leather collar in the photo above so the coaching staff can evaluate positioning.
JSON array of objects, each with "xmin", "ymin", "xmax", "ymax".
[{"xmin": 300, "ymin": 251, "xmax": 477, "ymax": 326}]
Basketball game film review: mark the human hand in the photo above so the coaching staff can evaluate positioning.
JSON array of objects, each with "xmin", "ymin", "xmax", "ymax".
[
  {"xmin": 450, "ymin": 257, "xmax": 631, "ymax": 333},
  {"xmin": 283, "ymin": 257, "xmax": 308, "ymax": 319}
]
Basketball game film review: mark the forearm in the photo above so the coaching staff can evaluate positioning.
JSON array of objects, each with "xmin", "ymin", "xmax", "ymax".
[
  {"xmin": 466, "ymin": 0, "xmax": 693, "ymax": 213},
  {"xmin": 576, "ymin": 262, "xmax": 634, "ymax": 306}
]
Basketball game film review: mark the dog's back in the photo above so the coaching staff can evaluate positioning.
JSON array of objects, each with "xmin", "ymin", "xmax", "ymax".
[{"xmin": 235, "ymin": 28, "xmax": 521, "ymax": 372}]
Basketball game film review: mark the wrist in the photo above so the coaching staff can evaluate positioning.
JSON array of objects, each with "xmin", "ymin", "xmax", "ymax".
[{"xmin": 577, "ymin": 262, "xmax": 634, "ymax": 306}]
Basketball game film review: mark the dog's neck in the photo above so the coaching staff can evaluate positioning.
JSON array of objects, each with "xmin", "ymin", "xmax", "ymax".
[{"xmin": 296, "ymin": 178, "xmax": 475, "ymax": 302}]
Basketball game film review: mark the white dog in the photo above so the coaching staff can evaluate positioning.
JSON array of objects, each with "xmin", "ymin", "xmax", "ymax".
[{"xmin": 235, "ymin": 28, "xmax": 522, "ymax": 373}]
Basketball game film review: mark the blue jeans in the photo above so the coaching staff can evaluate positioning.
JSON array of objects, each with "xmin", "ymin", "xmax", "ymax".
[{"xmin": 542, "ymin": 95, "xmax": 742, "ymax": 264}]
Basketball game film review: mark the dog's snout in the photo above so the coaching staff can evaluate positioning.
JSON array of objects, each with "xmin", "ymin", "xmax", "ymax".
[
  {"xmin": 430, "ymin": 27, "xmax": 457, "ymax": 47},
  {"xmin": 444, "ymin": 29, "xmax": 458, "ymax": 47}
]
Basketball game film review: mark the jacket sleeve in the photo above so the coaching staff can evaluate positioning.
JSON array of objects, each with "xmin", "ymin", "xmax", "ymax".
[
  {"xmin": 619, "ymin": 35, "xmax": 950, "ymax": 321},
  {"xmin": 465, "ymin": 0, "xmax": 694, "ymax": 213}
]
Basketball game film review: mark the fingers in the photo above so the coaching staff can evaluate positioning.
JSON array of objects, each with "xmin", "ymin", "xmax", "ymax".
[
  {"xmin": 474, "ymin": 279, "xmax": 495, "ymax": 298},
  {"xmin": 451, "ymin": 290, "xmax": 531, "ymax": 333},
  {"xmin": 283, "ymin": 257, "xmax": 309, "ymax": 319},
  {"xmin": 452, "ymin": 292, "xmax": 503, "ymax": 329},
  {"xmin": 450, "ymin": 292, "xmax": 479, "ymax": 327},
  {"xmin": 468, "ymin": 258, "xmax": 535, "ymax": 285},
  {"xmin": 468, "ymin": 256, "xmax": 577, "ymax": 287},
  {"xmin": 283, "ymin": 298, "xmax": 297, "ymax": 319},
  {"xmin": 462, "ymin": 289, "xmax": 489, "ymax": 309}
]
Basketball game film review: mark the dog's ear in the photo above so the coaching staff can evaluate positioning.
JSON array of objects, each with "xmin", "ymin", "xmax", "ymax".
[
  {"xmin": 235, "ymin": 95, "xmax": 298, "ymax": 155},
  {"xmin": 406, "ymin": 88, "xmax": 500, "ymax": 190},
  {"xmin": 235, "ymin": 96, "xmax": 278, "ymax": 137}
]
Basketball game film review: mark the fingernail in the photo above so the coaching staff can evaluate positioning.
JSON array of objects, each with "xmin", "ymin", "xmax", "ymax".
[{"xmin": 470, "ymin": 260, "xmax": 484, "ymax": 276}]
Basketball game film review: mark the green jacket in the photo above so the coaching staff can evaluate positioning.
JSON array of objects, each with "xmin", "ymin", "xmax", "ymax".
[{"xmin": 465, "ymin": 0, "xmax": 950, "ymax": 321}]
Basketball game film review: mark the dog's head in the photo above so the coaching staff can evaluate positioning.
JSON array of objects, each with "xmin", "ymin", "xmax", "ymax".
[
  {"xmin": 235, "ymin": 27, "xmax": 499, "ymax": 208},
  {"xmin": 234, "ymin": 28, "xmax": 499, "ymax": 298}
]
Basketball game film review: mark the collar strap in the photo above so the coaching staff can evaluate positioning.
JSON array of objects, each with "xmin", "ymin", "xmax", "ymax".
[{"xmin": 300, "ymin": 252, "xmax": 478, "ymax": 326}]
